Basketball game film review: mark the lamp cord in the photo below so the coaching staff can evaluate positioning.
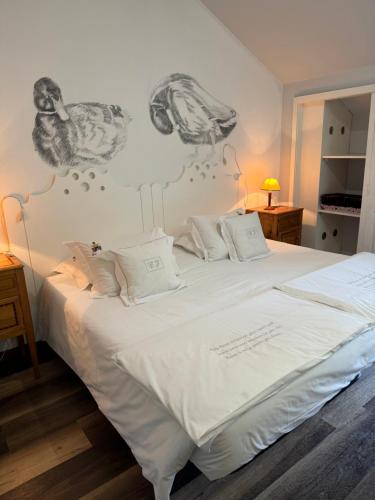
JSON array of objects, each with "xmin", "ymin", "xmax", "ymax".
[{"xmin": 222, "ymin": 143, "xmax": 249, "ymax": 208}]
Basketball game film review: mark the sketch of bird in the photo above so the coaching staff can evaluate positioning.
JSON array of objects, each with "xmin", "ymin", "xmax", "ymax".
[
  {"xmin": 149, "ymin": 74, "xmax": 237, "ymax": 157},
  {"xmin": 32, "ymin": 77, "xmax": 131, "ymax": 168}
]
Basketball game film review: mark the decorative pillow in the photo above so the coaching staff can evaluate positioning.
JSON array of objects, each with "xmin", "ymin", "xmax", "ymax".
[
  {"xmin": 64, "ymin": 228, "xmax": 175, "ymax": 298},
  {"xmin": 111, "ymin": 236, "xmax": 184, "ymax": 306},
  {"xmin": 188, "ymin": 215, "xmax": 228, "ymax": 261},
  {"xmin": 173, "ymin": 246, "xmax": 206, "ymax": 274},
  {"xmin": 54, "ymin": 258, "xmax": 90, "ymax": 290},
  {"xmin": 65, "ymin": 241, "xmax": 119, "ymax": 298},
  {"xmin": 176, "ymin": 209, "xmax": 245, "ymax": 261},
  {"xmin": 219, "ymin": 212, "xmax": 270, "ymax": 262},
  {"xmin": 116, "ymin": 228, "xmax": 180, "ymax": 275},
  {"xmin": 116, "ymin": 227, "xmax": 166, "ymax": 249},
  {"xmin": 174, "ymin": 231, "xmax": 205, "ymax": 260},
  {"xmin": 64, "ymin": 242, "xmax": 93, "ymax": 283}
]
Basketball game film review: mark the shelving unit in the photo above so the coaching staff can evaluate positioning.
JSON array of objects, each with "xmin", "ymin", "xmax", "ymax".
[
  {"xmin": 322, "ymin": 155, "xmax": 366, "ymax": 159},
  {"xmin": 293, "ymin": 91, "xmax": 373, "ymax": 255},
  {"xmin": 318, "ymin": 209, "xmax": 360, "ymax": 218},
  {"xmin": 315, "ymin": 96, "xmax": 370, "ymax": 254}
]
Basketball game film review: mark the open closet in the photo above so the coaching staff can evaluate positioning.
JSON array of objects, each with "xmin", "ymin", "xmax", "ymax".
[{"xmin": 290, "ymin": 85, "xmax": 375, "ymax": 254}]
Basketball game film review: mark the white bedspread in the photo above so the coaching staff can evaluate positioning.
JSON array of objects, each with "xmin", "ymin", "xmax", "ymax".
[
  {"xmin": 40, "ymin": 241, "xmax": 375, "ymax": 500},
  {"xmin": 114, "ymin": 290, "xmax": 373, "ymax": 447},
  {"xmin": 277, "ymin": 252, "xmax": 375, "ymax": 320}
]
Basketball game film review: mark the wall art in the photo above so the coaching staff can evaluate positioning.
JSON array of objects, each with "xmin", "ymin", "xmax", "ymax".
[
  {"xmin": 32, "ymin": 77, "xmax": 131, "ymax": 169},
  {"xmin": 149, "ymin": 73, "xmax": 237, "ymax": 162}
]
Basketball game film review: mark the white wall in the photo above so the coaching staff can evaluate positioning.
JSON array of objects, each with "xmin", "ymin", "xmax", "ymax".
[
  {"xmin": 0, "ymin": 0, "xmax": 282, "ymax": 234},
  {"xmin": 280, "ymin": 65, "xmax": 375, "ymax": 201}
]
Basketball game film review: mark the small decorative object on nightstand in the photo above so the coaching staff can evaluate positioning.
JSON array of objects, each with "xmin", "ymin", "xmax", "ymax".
[
  {"xmin": 260, "ymin": 178, "xmax": 281, "ymax": 210},
  {"xmin": 0, "ymin": 254, "xmax": 39, "ymax": 378},
  {"xmin": 247, "ymin": 206, "xmax": 304, "ymax": 245}
]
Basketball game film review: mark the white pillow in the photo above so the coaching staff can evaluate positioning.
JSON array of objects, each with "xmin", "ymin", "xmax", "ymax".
[
  {"xmin": 64, "ymin": 228, "xmax": 173, "ymax": 298},
  {"xmin": 173, "ymin": 246, "xmax": 206, "ymax": 274},
  {"xmin": 54, "ymin": 258, "xmax": 90, "ymax": 290},
  {"xmin": 110, "ymin": 236, "xmax": 184, "ymax": 306},
  {"xmin": 174, "ymin": 231, "xmax": 205, "ymax": 260},
  {"xmin": 189, "ymin": 215, "xmax": 228, "ymax": 261},
  {"xmin": 64, "ymin": 242, "xmax": 93, "ymax": 283},
  {"xmin": 65, "ymin": 241, "xmax": 119, "ymax": 298},
  {"xmin": 117, "ymin": 227, "xmax": 166, "ymax": 249},
  {"xmin": 219, "ymin": 212, "xmax": 270, "ymax": 262},
  {"xmin": 117, "ymin": 228, "xmax": 180, "ymax": 275},
  {"xmin": 176, "ymin": 209, "xmax": 245, "ymax": 261}
]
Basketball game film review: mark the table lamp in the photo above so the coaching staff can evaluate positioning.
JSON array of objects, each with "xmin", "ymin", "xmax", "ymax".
[{"xmin": 261, "ymin": 178, "xmax": 280, "ymax": 210}]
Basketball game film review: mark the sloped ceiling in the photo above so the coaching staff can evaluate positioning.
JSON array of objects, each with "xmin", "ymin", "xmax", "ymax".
[{"xmin": 201, "ymin": 0, "xmax": 375, "ymax": 84}]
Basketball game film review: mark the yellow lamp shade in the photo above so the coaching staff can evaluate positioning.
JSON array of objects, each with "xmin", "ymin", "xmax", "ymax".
[{"xmin": 261, "ymin": 178, "xmax": 280, "ymax": 191}]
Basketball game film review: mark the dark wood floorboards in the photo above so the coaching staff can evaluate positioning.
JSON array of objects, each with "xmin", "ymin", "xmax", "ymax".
[{"xmin": 1, "ymin": 348, "xmax": 375, "ymax": 499}]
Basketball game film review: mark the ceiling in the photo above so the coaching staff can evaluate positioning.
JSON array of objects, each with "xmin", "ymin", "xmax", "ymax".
[{"xmin": 201, "ymin": 0, "xmax": 375, "ymax": 84}]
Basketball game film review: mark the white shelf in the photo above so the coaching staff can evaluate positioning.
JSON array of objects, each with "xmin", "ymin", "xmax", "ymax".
[
  {"xmin": 322, "ymin": 155, "xmax": 366, "ymax": 160},
  {"xmin": 318, "ymin": 209, "xmax": 361, "ymax": 218}
]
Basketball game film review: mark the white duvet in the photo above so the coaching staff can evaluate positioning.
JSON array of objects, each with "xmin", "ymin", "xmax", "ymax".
[
  {"xmin": 277, "ymin": 252, "xmax": 375, "ymax": 319},
  {"xmin": 40, "ymin": 241, "xmax": 375, "ymax": 500},
  {"xmin": 114, "ymin": 289, "xmax": 373, "ymax": 447}
]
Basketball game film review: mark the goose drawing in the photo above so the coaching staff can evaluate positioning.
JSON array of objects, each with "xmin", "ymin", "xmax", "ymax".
[
  {"xmin": 149, "ymin": 73, "xmax": 237, "ymax": 161},
  {"xmin": 32, "ymin": 77, "xmax": 131, "ymax": 169}
]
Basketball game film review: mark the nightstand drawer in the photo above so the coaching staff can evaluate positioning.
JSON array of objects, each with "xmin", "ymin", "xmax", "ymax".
[
  {"xmin": 247, "ymin": 206, "xmax": 303, "ymax": 246},
  {"xmin": 279, "ymin": 227, "xmax": 301, "ymax": 245},
  {"xmin": 0, "ymin": 297, "xmax": 23, "ymax": 334},
  {"xmin": 278, "ymin": 212, "xmax": 301, "ymax": 232},
  {"xmin": 0, "ymin": 254, "xmax": 39, "ymax": 377},
  {"xmin": 259, "ymin": 217, "xmax": 273, "ymax": 238},
  {"xmin": 0, "ymin": 302, "xmax": 18, "ymax": 329},
  {"xmin": 0, "ymin": 271, "xmax": 18, "ymax": 296}
]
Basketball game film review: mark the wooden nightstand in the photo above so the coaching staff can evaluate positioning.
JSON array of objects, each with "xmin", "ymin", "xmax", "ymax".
[
  {"xmin": 0, "ymin": 254, "xmax": 39, "ymax": 378},
  {"xmin": 247, "ymin": 206, "xmax": 304, "ymax": 245}
]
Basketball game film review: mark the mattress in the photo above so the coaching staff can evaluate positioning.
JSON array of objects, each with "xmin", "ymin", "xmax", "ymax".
[{"xmin": 39, "ymin": 240, "xmax": 375, "ymax": 500}]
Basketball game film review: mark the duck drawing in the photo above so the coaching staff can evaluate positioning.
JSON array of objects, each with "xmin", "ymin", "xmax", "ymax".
[
  {"xmin": 32, "ymin": 77, "xmax": 131, "ymax": 168},
  {"xmin": 149, "ymin": 73, "xmax": 237, "ymax": 161}
]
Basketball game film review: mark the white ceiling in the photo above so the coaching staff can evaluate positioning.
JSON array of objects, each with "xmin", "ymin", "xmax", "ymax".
[{"xmin": 201, "ymin": 0, "xmax": 375, "ymax": 84}]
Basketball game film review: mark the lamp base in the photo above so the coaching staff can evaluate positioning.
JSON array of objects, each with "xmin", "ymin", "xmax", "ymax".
[{"xmin": 264, "ymin": 191, "xmax": 275, "ymax": 210}]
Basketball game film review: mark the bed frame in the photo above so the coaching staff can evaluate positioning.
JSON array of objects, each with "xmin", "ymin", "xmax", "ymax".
[{"xmin": 2, "ymin": 153, "xmax": 245, "ymax": 320}]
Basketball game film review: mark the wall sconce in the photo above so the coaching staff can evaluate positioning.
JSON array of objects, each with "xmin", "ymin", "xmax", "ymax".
[{"xmin": 1, "ymin": 193, "xmax": 27, "ymax": 253}]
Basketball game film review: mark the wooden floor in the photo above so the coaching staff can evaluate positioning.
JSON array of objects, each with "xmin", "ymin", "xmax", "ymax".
[{"xmin": 1, "ymin": 355, "xmax": 375, "ymax": 499}]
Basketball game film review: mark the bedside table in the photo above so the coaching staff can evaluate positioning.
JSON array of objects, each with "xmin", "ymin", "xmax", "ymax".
[
  {"xmin": 0, "ymin": 254, "xmax": 40, "ymax": 378},
  {"xmin": 247, "ymin": 206, "xmax": 304, "ymax": 245}
]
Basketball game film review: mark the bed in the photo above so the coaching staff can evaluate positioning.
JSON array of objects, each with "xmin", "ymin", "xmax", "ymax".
[
  {"xmin": 4, "ymin": 163, "xmax": 375, "ymax": 499},
  {"xmin": 38, "ymin": 240, "xmax": 375, "ymax": 499}
]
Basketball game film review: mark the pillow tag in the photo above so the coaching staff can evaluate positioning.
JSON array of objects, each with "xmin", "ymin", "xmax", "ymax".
[{"xmin": 144, "ymin": 256, "xmax": 164, "ymax": 272}]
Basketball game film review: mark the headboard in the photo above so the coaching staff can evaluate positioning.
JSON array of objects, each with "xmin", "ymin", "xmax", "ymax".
[{"xmin": 3, "ymin": 157, "xmax": 245, "ymax": 311}]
